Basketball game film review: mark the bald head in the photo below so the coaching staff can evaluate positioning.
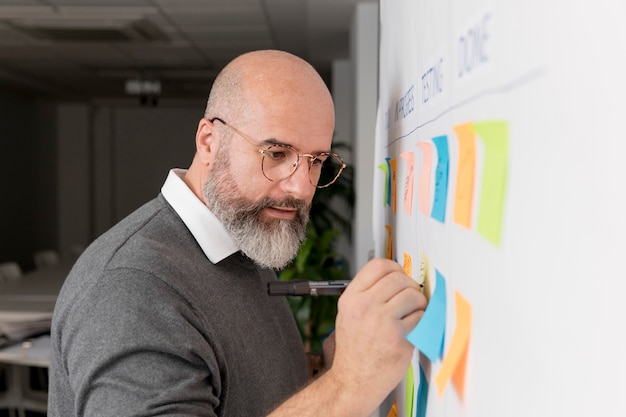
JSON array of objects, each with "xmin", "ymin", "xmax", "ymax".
[
  {"xmin": 204, "ymin": 50, "xmax": 334, "ymax": 127},
  {"xmin": 185, "ymin": 49, "xmax": 336, "ymax": 210}
]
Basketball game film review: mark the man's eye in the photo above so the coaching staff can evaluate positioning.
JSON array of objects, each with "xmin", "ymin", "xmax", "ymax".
[{"xmin": 266, "ymin": 150, "xmax": 288, "ymax": 160}]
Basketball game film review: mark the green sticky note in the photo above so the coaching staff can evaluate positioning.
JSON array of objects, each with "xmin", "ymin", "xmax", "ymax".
[
  {"xmin": 473, "ymin": 121, "xmax": 508, "ymax": 246},
  {"xmin": 405, "ymin": 362, "xmax": 415, "ymax": 417}
]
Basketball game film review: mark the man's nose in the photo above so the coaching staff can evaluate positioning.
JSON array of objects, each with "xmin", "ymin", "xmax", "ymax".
[{"xmin": 279, "ymin": 157, "xmax": 315, "ymax": 197}]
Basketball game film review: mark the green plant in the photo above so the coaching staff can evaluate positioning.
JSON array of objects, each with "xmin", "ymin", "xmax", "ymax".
[{"xmin": 279, "ymin": 144, "xmax": 354, "ymax": 354}]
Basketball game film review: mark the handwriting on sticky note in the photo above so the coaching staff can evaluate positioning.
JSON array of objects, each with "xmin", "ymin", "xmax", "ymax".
[
  {"xmin": 406, "ymin": 270, "xmax": 447, "ymax": 361},
  {"xmin": 400, "ymin": 151, "xmax": 415, "ymax": 215},
  {"xmin": 431, "ymin": 136, "xmax": 449, "ymax": 223}
]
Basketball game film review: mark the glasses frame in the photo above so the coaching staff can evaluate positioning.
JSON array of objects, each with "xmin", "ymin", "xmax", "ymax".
[{"xmin": 209, "ymin": 117, "xmax": 346, "ymax": 188}]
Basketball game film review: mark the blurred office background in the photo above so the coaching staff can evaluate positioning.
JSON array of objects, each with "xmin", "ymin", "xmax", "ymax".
[{"xmin": 0, "ymin": 0, "xmax": 379, "ymax": 276}]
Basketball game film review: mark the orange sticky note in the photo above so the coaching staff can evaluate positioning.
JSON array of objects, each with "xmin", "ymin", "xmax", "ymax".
[
  {"xmin": 416, "ymin": 142, "xmax": 433, "ymax": 216},
  {"xmin": 384, "ymin": 224, "xmax": 393, "ymax": 260},
  {"xmin": 403, "ymin": 252, "xmax": 413, "ymax": 277},
  {"xmin": 434, "ymin": 290, "xmax": 472, "ymax": 399},
  {"xmin": 399, "ymin": 151, "xmax": 415, "ymax": 215},
  {"xmin": 389, "ymin": 158, "xmax": 398, "ymax": 213},
  {"xmin": 452, "ymin": 123, "xmax": 476, "ymax": 229}
]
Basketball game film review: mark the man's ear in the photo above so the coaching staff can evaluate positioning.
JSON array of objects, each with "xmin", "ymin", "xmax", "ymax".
[{"xmin": 195, "ymin": 118, "xmax": 219, "ymax": 166}]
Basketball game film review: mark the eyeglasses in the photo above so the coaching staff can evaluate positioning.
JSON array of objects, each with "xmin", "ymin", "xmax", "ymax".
[{"xmin": 210, "ymin": 117, "xmax": 346, "ymax": 189}]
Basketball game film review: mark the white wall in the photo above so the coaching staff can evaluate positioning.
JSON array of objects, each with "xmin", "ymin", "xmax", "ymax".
[
  {"xmin": 350, "ymin": 2, "xmax": 379, "ymax": 275},
  {"xmin": 331, "ymin": 59, "xmax": 354, "ymax": 268}
]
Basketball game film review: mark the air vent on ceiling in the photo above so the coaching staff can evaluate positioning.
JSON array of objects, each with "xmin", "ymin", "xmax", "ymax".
[{"xmin": 13, "ymin": 19, "xmax": 167, "ymax": 43}]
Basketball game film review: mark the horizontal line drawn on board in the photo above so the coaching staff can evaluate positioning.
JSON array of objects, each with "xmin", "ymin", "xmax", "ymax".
[{"xmin": 385, "ymin": 66, "xmax": 546, "ymax": 148}]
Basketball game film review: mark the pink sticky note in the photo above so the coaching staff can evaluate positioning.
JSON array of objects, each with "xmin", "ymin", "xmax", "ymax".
[
  {"xmin": 399, "ymin": 151, "xmax": 415, "ymax": 215},
  {"xmin": 416, "ymin": 142, "xmax": 433, "ymax": 216}
]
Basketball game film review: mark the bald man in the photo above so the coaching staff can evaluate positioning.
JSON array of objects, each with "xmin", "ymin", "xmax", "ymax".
[{"xmin": 48, "ymin": 50, "xmax": 426, "ymax": 417}]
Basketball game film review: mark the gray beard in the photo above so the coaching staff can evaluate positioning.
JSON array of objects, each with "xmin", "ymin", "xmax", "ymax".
[{"xmin": 202, "ymin": 157, "xmax": 310, "ymax": 270}]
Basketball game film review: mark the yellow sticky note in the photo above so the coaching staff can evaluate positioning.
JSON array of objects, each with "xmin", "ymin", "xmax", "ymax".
[
  {"xmin": 452, "ymin": 123, "xmax": 476, "ymax": 229},
  {"xmin": 419, "ymin": 252, "xmax": 431, "ymax": 299},
  {"xmin": 434, "ymin": 290, "xmax": 472, "ymax": 399}
]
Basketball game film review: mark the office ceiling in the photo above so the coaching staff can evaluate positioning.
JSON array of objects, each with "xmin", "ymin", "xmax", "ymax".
[{"xmin": 0, "ymin": 0, "xmax": 373, "ymax": 102}]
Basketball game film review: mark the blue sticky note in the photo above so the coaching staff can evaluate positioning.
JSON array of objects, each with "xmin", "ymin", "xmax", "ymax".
[
  {"xmin": 431, "ymin": 136, "xmax": 449, "ymax": 223},
  {"xmin": 406, "ymin": 271, "xmax": 447, "ymax": 361},
  {"xmin": 385, "ymin": 157, "xmax": 393, "ymax": 207},
  {"xmin": 416, "ymin": 363, "xmax": 429, "ymax": 417}
]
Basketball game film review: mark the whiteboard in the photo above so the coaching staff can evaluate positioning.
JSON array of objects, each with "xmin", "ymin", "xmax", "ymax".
[{"xmin": 373, "ymin": 0, "xmax": 626, "ymax": 416}]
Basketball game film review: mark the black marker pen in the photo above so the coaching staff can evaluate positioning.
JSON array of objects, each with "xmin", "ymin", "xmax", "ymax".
[{"xmin": 268, "ymin": 280, "xmax": 350, "ymax": 296}]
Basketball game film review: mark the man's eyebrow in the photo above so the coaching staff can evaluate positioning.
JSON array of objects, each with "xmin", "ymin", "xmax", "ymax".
[{"xmin": 260, "ymin": 138, "xmax": 332, "ymax": 154}]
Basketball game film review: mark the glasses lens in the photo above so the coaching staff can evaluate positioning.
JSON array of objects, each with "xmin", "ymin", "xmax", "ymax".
[
  {"xmin": 310, "ymin": 154, "xmax": 344, "ymax": 188},
  {"xmin": 261, "ymin": 145, "xmax": 344, "ymax": 188},
  {"xmin": 262, "ymin": 144, "xmax": 299, "ymax": 181}
]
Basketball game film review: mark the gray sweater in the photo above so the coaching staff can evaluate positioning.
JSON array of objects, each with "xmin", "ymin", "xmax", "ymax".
[{"xmin": 48, "ymin": 195, "xmax": 308, "ymax": 416}]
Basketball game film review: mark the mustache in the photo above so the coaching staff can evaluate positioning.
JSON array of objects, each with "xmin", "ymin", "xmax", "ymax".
[
  {"xmin": 232, "ymin": 196, "xmax": 311, "ymax": 224},
  {"xmin": 260, "ymin": 196, "xmax": 309, "ymax": 212}
]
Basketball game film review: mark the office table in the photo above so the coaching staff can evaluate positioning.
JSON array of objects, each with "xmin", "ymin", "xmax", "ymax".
[
  {"xmin": 0, "ymin": 263, "xmax": 70, "ymax": 417},
  {"xmin": 0, "ymin": 335, "xmax": 50, "ymax": 417},
  {"xmin": 0, "ymin": 263, "xmax": 74, "ymax": 314}
]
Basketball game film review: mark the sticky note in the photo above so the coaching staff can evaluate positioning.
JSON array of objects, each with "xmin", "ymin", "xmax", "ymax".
[
  {"xmin": 385, "ymin": 224, "xmax": 393, "ymax": 260},
  {"xmin": 403, "ymin": 252, "xmax": 413, "ymax": 277},
  {"xmin": 405, "ymin": 363, "xmax": 415, "ymax": 417},
  {"xmin": 419, "ymin": 252, "xmax": 431, "ymax": 299},
  {"xmin": 473, "ymin": 121, "xmax": 508, "ymax": 246},
  {"xmin": 434, "ymin": 290, "xmax": 472, "ymax": 400},
  {"xmin": 406, "ymin": 271, "xmax": 447, "ymax": 362},
  {"xmin": 416, "ymin": 363, "xmax": 429, "ymax": 417},
  {"xmin": 400, "ymin": 151, "xmax": 415, "ymax": 215},
  {"xmin": 452, "ymin": 123, "xmax": 476, "ymax": 229},
  {"xmin": 416, "ymin": 142, "xmax": 433, "ymax": 216},
  {"xmin": 431, "ymin": 136, "xmax": 449, "ymax": 223},
  {"xmin": 378, "ymin": 163, "xmax": 390, "ymax": 207},
  {"xmin": 389, "ymin": 158, "xmax": 398, "ymax": 213}
]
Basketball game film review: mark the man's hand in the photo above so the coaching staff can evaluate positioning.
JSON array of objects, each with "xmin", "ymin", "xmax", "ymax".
[{"xmin": 327, "ymin": 258, "xmax": 427, "ymax": 414}]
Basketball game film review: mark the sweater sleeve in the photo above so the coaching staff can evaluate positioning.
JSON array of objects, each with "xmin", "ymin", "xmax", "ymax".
[{"xmin": 59, "ymin": 268, "xmax": 223, "ymax": 417}]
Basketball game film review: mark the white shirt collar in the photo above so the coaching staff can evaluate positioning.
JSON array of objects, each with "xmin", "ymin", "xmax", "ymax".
[{"xmin": 161, "ymin": 168, "xmax": 239, "ymax": 263}]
